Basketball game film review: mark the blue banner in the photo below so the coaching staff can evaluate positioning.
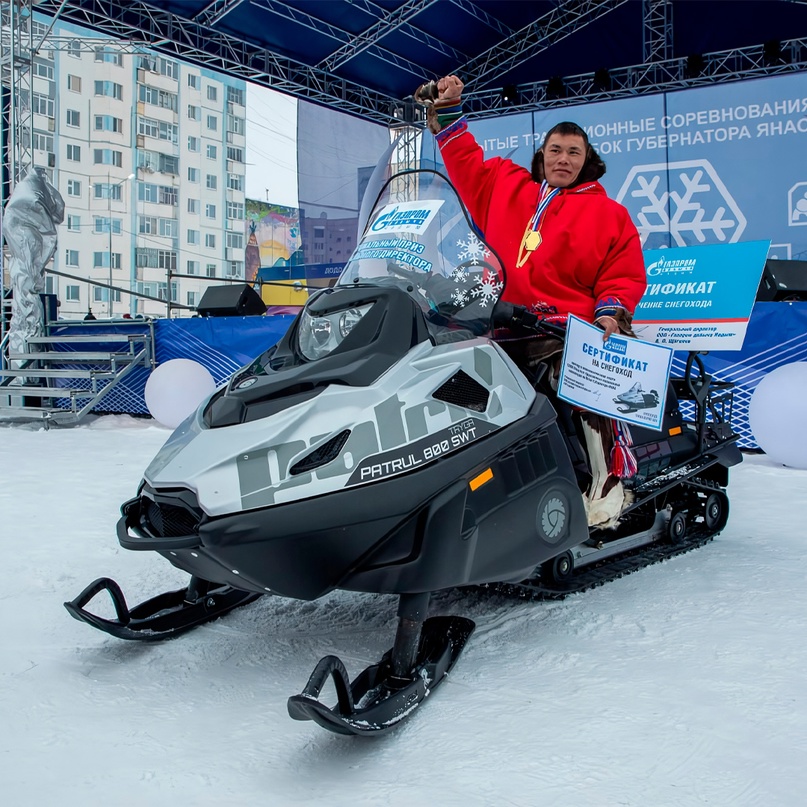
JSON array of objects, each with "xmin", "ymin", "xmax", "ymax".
[
  {"xmin": 633, "ymin": 240, "xmax": 770, "ymax": 349},
  {"xmin": 453, "ymin": 72, "xmax": 807, "ymax": 261}
]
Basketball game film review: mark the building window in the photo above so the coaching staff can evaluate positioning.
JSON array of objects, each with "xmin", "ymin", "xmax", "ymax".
[
  {"xmin": 65, "ymin": 285, "xmax": 80, "ymax": 301},
  {"xmin": 188, "ymin": 136, "xmax": 199, "ymax": 152},
  {"xmin": 94, "ymin": 288, "xmax": 122, "ymax": 303},
  {"xmin": 67, "ymin": 74, "xmax": 81, "ymax": 91},
  {"xmin": 93, "ymin": 252, "xmax": 122, "ymax": 270},
  {"xmin": 34, "ymin": 61, "xmax": 54, "ymax": 80},
  {"xmin": 227, "ymin": 261, "xmax": 244, "ymax": 278},
  {"xmin": 187, "ymin": 291, "xmax": 199, "ymax": 307},
  {"xmin": 97, "ymin": 183, "xmax": 123, "ymax": 201},
  {"xmin": 205, "ymin": 174, "xmax": 217, "ymax": 190},
  {"xmin": 158, "ymin": 186, "xmax": 178, "ymax": 206},
  {"xmin": 227, "ymin": 86, "xmax": 244, "ymax": 107},
  {"xmin": 227, "ymin": 115, "xmax": 245, "ymax": 135},
  {"xmin": 33, "ymin": 132, "xmax": 53, "ymax": 152},
  {"xmin": 187, "ymin": 199, "xmax": 199, "ymax": 214},
  {"xmin": 206, "ymin": 114, "xmax": 218, "ymax": 132},
  {"xmin": 159, "ymin": 219, "xmax": 178, "ymax": 238},
  {"xmin": 93, "ymin": 217, "xmax": 121, "ymax": 234},
  {"xmin": 67, "ymin": 40, "xmax": 81, "ymax": 59},
  {"xmin": 205, "ymin": 233, "xmax": 216, "ymax": 249},
  {"xmin": 187, "ymin": 229, "xmax": 199, "ymax": 245},
  {"xmin": 138, "ymin": 84, "xmax": 177, "ymax": 112},
  {"xmin": 205, "ymin": 263, "xmax": 216, "ymax": 278},
  {"xmin": 94, "ymin": 115, "xmax": 123, "ymax": 133},
  {"xmin": 139, "ymin": 216, "xmax": 156, "ymax": 234},
  {"xmin": 187, "ymin": 260, "xmax": 199, "ymax": 275},
  {"xmin": 226, "ymin": 232, "xmax": 243, "ymax": 249},
  {"xmin": 188, "ymin": 74, "xmax": 200, "ymax": 90},
  {"xmin": 206, "ymin": 85, "xmax": 218, "ymax": 102},
  {"xmin": 66, "ymin": 109, "xmax": 80, "ymax": 127},
  {"xmin": 94, "ymin": 80, "xmax": 123, "ymax": 100},
  {"xmin": 138, "ymin": 183, "xmax": 158, "ymax": 203},
  {"xmin": 94, "ymin": 47, "xmax": 123, "ymax": 66},
  {"xmin": 205, "ymin": 204, "xmax": 216, "ymax": 219},
  {"xmin": 226, "ymin": 201, "xmax": 244, "ymax": 220},
  {"xmin": 226, "ymin": 174, "xmax": 243, "ymax": 192},
  {"xmin": 226, "ymin": 146, "xmax": 244, "ymax": 163},
  {"xmin": 187, "ymin": 167, "xmax": 199, "ymax": 183},
  {"xmin": 67, "ymin": 215, "xmax": 81, "ymax": 232},
  {"xmin": 65, "ymin": 250, "xmax": 79, "ymax": 266},
  {"xmin": 187, "ymin": 105, "xmax": 200, "ymax": 121},
  {"xmin": 33, "ymin": 93, "xmax": 55, "ymax": 117},
  {"xmin": 206, "ymin": 144, "xmax": 217, "ymax": 159},
  {"xmin": 66, "ymin": 144, "xmax": 81, "ymax": 161},
  {"xmin": 67, "ymin": 179, "xmax": 81, "ymax": 197},
  {"xmin": 93, "ymin": 149, "xmax": 123, "ymax": 167}
]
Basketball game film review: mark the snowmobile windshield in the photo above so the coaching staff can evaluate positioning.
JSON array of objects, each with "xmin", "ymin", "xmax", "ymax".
[{"xmin": 337, "ymin": 169, "xmax": 506, "ymax": 342}]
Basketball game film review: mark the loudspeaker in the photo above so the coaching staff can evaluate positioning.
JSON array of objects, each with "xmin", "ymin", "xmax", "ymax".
[
  {"xmin": 196, "ymin": 283, "xmax": 267, "ymax": 317},
  {"xmin": 756, "ymin": 260, "xmax": 807, "ymax": 302}
]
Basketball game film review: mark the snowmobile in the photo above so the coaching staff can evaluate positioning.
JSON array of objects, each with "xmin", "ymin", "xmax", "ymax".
[
  {"xmin": 613, "ymin": 382, "xmax": 661, "ymax": 414},
  {"xmin": 65, "ymin": 159, "xmax": 742, "ymax": 736}
]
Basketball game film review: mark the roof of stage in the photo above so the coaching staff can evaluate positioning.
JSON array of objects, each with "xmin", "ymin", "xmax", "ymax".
[{"xmin": 35, "ymin": 0, "xmax": 807, "ymax": 123}]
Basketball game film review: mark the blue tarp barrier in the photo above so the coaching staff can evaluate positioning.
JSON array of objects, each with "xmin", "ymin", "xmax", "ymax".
[{"xmin": 46, "ymin": 305, "xmax": 805, "ymax": 447}]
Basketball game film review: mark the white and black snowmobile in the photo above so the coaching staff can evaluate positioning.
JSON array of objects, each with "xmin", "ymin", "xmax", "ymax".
[
  {"xmin": 66, "ymin": 160, "xmax": 742, "ymax": 736},
  {"xmin": 614, "ymin": 382, "xmax": 661, "ymax": 413}
]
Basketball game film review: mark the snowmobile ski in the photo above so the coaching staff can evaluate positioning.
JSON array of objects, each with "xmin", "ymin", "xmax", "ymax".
[
  {"xmin": 288, "ymin": 615, "xmax": 474, "ymax": 735},
  {"xmin": 64, "ymin": 576, "xmax": 261, "ymax": 641}
]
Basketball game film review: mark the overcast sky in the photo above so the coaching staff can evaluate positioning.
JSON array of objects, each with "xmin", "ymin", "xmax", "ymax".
[{"xmin": 245, "ymin": 84, "xmax": 299, "ymax": 208}]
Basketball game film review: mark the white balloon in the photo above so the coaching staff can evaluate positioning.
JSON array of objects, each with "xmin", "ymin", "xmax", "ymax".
[
  {"xmin": 145, "ymin": 359, "xmax": 216, "ymax": 429},
  {"xmin": 748, "ymin": 361, "xmax": 807, "ymax": 469}
]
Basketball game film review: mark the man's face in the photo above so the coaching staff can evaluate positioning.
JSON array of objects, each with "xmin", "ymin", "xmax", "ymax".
[{"xmin": 542, "ymin": 133, "xmax": 587, "ymax": 188}]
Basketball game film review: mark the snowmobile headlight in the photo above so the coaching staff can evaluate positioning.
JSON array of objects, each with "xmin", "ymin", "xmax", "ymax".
[
  {"xmin": 339, "ymin": 307, "xmax": 366, "ymax": 338},
  {"xmin": 298, "ymin": 303, "xmax": 373, "ymax": 361}
]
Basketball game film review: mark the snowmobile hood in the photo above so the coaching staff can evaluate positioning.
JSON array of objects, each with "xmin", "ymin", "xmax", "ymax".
[{"xmin": 144, "ymin": 336, "xmax": 536, "ymax": 517}]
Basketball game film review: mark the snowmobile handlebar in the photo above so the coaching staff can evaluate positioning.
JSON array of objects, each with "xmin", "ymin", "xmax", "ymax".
[{"xmin": 492, "ymin": 302, "xmax": 568, "ymax": 339}]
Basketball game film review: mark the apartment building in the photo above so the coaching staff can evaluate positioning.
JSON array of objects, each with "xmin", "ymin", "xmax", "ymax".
[{"xmin": 26, "ymin": 17, "xmax": 247, "ymax": 319}]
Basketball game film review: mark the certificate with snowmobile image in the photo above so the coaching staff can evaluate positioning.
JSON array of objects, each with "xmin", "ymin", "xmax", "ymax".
[{"xmin": 557, "ymin": 315, "xmax": 674, "ymax": 431}]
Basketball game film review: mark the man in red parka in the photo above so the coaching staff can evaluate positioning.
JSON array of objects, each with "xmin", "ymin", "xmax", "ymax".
[{"xmin": 419, "ymin": 74, "xmax": 648, "ymax": 528}]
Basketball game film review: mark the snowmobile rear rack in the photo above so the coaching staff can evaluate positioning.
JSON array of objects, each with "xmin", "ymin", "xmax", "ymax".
[{"xmin": 64, "ymin": 575, "xmax": 261, "ymax": 641}]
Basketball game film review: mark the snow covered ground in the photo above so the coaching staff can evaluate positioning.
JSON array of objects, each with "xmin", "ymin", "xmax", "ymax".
[{"xmin": 1, "ymin": 416, "xmax": 806, "ymax": 807}]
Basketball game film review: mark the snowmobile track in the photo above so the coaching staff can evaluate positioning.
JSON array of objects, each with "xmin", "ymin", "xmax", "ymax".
[{"xmin": 482, "ymin": 528, "xmax": 717, "ymax": 602}]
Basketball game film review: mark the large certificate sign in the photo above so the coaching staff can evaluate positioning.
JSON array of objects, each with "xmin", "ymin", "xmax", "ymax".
[
  {"xmin": 632, "ymin": 240, "xmax": 770, "ymax": 351},
  {"xmin": 557, "ymin": 316, "xmax": 674, "ymax": 431}
]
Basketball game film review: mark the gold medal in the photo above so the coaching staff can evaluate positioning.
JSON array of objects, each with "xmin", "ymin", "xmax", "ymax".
[{"xmin": 524, "ymin": 230, "xmax": 542, "ymax": 251}]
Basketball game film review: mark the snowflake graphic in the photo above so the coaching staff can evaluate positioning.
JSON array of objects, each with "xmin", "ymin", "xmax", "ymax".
[
  {"xmin": 470, "ymin": 276, "xmax": 504, "ymax": 308},
  {"xmin": 456, "ymin": 233, "xmax": 489, "ymax": 263},
  {"xmin": 450, "ymin": 266, "xmax": 470, "ymax": 284},
  {"xmin": 615, "ymin": 159, "xmax": 746, "ymax": 248},
  {"xmin": 451, "ymin": 288, "xmax": 470, "ymax": 307}
]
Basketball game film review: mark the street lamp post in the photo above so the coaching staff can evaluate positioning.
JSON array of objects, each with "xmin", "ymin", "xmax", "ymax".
[{"xmin": 107, "ymin": 172, "xmax": 135, "ymax": 318}]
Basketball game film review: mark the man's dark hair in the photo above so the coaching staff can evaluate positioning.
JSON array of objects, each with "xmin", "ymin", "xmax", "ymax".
[{"xmin": 530, "ymin": 121, "xmax": 606, "ymax": 186}]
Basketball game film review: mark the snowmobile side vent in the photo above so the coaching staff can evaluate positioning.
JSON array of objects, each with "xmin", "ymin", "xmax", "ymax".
[
  {"xmin": 290, "ymin": 430, "xmax": 351, "ymax": 475},
  {"xmin": 432, "ymin": 371, "xmax": 489, "ymax": 412},
  {"xmin": 498, "ymin": 431, "xmax": 556, "ymax": 493},
  {"xmin": 143, "ymin": 498, "xmax": 200, "ymax": 538}
]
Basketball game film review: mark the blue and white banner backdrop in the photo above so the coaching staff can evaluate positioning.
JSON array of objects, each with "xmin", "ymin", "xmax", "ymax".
[
  {"xmin": 456, "ymin": 71, "xmax": 807, "ymax": 258},
  {"xmin": 651, "ymin": 73, "xmax": 807, "ymax": 259},
  {"xmin": 671, "ymin": 302, "xmax": 807, "ymax": 449}
]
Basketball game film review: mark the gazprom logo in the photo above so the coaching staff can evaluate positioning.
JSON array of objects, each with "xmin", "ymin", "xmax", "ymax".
[
  {"xmin": 369, "ymin": 200, "xmax": 443, "ymax": 235},
  {"xmin": 646, "ymin": 256, "xmax": 698, "ymax": 277},
  {"xmin": 604, "ymin": 336, "xmax": 628, "ymax": 354}
]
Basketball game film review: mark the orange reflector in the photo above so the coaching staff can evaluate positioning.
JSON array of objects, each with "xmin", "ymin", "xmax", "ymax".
[
  {"xmin": 469, "ymin": 468, "xmax": 493, "ymax": 491},
  {"xmin": 669, "ymin": 426, "xmax": 682, "ymax": 436}
]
